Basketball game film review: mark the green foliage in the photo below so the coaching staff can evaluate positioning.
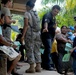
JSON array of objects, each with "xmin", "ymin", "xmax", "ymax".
[
  {"xmin": 38, "ymin": 6, "xmax": 50, "ymax": 20},
  {"xmin": 56, "ymin": 14, "xmax": 75, "ymax": 27},
  {"xmin": 41, "ymin": 0, "xmax": 64, "ymax": 5},
  {"xmin": 12, "ymin": 14, "xmax": 24, "ymax": 27},
  {"xmin": 11, "ymin": 14, "xmax": 23, "ymax": 41},
  {"xmin": 39, "ymin": 0, "xmax": 76, "ymax": 28}
]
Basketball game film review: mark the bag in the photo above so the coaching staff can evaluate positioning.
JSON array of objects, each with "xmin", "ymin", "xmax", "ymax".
[
  {"xmin": 29, "ymin": 10, "xmax": 40, "ymax": 32},
  {"xmin": 65, "ymin": 43, "xmax": 73, "ymax": 52},
  {"xmin": 2, "ymin": 24, "xmax": 20, "ymax": 33},
  {"xmin": 51, "ymin": 40, "xmax": 58, "ymax": 53},
  {"xmin": 62, "ymin": 53, "xmax": 71, "ymax": 62},
  {"xmin": 2, "ymin": 23, "xmax": 11, "ymax": 29},
  {"xmin": 14, "ymin": 41, "xmax": 21, "ymax": 50},
  {"xmin": 0, "ymin": 46, "xmax": 19, "ymax": 61}
]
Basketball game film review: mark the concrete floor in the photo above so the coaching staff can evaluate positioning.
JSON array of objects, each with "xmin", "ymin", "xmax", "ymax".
[
  {"xmin": 17, "ymin": 62, "xmax": 74, "ymax": 75},
  {"xmin": 17, "ymin": 62, "xmax": 61, "ymax": 75}
]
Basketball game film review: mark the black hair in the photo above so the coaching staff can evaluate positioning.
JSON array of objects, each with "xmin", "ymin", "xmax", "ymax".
[
  {"xmin": 1, "ymin": 0, "xmax": 11, "ymax": 4},
  {"xmin": 61, "ymin": 26, "xmax": 67, "ymax": 30},
  {"xmin": 19, "ymin": 28, "xmax": 23, "ymax": 33},
  {"xmin": 26, "ymin": 1, "xmax": 35, "ymax": 8},
  {"xmin": 52, "ymin": 5, "xmax": 61, "ymax": 11},
  {"xmin": 1, "ymin": 14, "xmax": 5, "ymax": 19}
]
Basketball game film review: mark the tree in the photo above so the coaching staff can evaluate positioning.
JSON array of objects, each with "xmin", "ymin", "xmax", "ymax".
[
  {"xmin": 11, "ymin": 14, "xmax": 24, "ymax": 41},
  {"xmin": 41, "ymin": 0, "xmax": 64, "ymax": 5},
  {"xmin": 39, "ymin": 0, "xmax": 76, "ymax": 27}
]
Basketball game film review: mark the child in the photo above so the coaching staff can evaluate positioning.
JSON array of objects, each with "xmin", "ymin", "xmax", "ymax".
[
  {"xmin": 67, "ymin": 27, "xmax": 75, "ymax": 41},
  {"xmin": 16, "ymin": 28, "xmax": 25, "ymax": 61}
]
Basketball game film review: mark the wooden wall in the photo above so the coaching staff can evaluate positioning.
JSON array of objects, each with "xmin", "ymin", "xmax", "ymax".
[{"xmin": 10, "ymin": 0, "xmax": 36, "ymax": 15}]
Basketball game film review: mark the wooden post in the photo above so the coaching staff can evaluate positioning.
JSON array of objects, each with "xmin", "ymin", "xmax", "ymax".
[{"xmin": 0, "ymin": 53, "xmax": 7, "ymax": 75}]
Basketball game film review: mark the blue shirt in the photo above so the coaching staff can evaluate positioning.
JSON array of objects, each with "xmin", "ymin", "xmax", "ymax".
[
  {"xmin": 0, "ymin": 26, "xmax": 2, "ymax": 35},
  {"xmin": 67, "ymin": 32, "xmax": 75, "ymax": 41}
]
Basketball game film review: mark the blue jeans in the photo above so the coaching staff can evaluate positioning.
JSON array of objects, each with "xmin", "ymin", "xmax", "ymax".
[
  {"xmin": 41, "ymin": 38, "xmax": 53, "ymax": 68},
  {"xmin": 73, "ymin": 58, "xmax": 76, "ymax": 75}
]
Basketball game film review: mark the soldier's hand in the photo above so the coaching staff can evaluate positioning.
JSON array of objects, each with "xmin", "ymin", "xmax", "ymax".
[{"xmin": 21, "ymin": 36, "xmax": 24, "ymax": 44}]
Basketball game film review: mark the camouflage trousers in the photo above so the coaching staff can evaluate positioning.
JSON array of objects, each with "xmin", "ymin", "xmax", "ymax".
[{"xmin": 25, "ymin": 32, "xmax": 41, "ymax": 64}]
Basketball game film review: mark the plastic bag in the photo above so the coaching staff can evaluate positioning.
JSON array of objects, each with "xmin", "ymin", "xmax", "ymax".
[
  {"xmin": 62, "ymin": 53, "xmax": 71, "ymax": 62},
  {"xmin": 65, "ymin": 43, "xmax": 72, "ymax": 52}
]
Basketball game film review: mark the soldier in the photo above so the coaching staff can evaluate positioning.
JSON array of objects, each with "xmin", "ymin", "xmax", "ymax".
[{"xmin": 21, "ymin": 1, "xmax": 41, "ymax": 73}]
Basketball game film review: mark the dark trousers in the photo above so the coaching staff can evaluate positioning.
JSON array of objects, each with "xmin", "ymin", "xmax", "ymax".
[
  {"xmin": 51, "ymin": 52, "xmax": 58, "ymax": 68},
  {"xmin": 19, "ymin": 45, "xmax": 25, "ymax": 61},
  {"xmin": 41, "ymin": 38, "xmax": 53, "ymax": 68}
]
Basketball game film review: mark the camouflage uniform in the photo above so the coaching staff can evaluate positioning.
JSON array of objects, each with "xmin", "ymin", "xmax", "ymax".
[{"xmin": 24, "ymin": 10, "xmax": 41, "ymax": 64}]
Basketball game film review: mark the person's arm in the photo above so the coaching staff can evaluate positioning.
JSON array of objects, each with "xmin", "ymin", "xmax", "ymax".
[
  {"xmin": 4, "ymin": 36, "xmax": 13, "ymax": 43},
  {"xmin": 56, "ymin": 33, "xmax": 72, "ymax": 43},
  {"xmin": 0, "ymin": 35, "xmax": 17, "ymax": 49},
  {"xmin": 70, "ymin": 46, "xmax": 76, "ymax": 53},
  {"xmin": 21, "ymin": 18, "xmax": 28, "ymax": 43},
  {"xmin": 42, "ymin": 13, "xmax": 51, "ymax": 33},
  {"xmin": 42, "ymin": 22, "xmax": 48, "ymax": 33},
  {"xmin": 4, "ymin": 8, "xmax": 16, "ymax": 24},
  {"xmin": 5, "ymin": 16, "xmax": 16, "ymax": 24}
]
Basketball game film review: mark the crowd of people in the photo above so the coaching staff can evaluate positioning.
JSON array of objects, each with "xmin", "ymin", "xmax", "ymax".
[{"xmin": 0, "ymin": 0, "xmax": 76, "ymax": 75}]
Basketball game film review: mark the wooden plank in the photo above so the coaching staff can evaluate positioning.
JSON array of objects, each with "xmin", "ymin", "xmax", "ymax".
[
  {"xmin": 13, "ymin": 0, "xmax": 29, "ymax": 4},
  {"xmin": 13, "ymin": 0, "xmax": 36, "ymax": 4},
  {"xmin": 10, "ymin": 3, "xmax": 26, "ymax": 15},
  {"xmin": 13, "ymin": 3, "xmax": 26, "ymax": 10},
  {"xmin": 10, "ymin": 8, "xmax": 25, "ymax": 15}
]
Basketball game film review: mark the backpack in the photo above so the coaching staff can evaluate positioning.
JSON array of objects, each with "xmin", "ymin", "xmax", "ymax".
[{"xmin": 29, "ymin": 10, "xmax": 40, "ymax": 32}]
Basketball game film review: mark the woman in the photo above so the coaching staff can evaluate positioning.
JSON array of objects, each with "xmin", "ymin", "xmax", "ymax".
[
  {"xmin": 1, "ymin": 0, "xmax": 16, "ymax": 40},
  {"xmin": 56, "ymin": 26, "xmax": 72, "ymax": 74}
]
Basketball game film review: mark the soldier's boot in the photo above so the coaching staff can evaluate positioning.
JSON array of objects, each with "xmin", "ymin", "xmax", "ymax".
[
  {"xmin": 35, "ymin": 63, "xmax": 41, "ymax": 72},
  {"xmin": 26, "ymin": 63, "xmax": 35, "ymax": 73}
]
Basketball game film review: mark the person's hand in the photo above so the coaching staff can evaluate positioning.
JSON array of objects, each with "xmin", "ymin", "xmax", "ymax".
[
  {"xmin": 12, "ymin": 20, "xmax": 16, "ymax": 24},
  {"xmin": 53, "ymin": 24, "xmax": 57, "ymax": 29},
  {"xmin": 42, "ymin": 28, "xmax": 48, "ymax": 33},
  {"xmin": 74, "ymin": 33, "xmax": 76, "ymax": 36},
  {"xmin": 21, "ymin": 36, "xmax": 24, "ymax": 44},
  {"xmin": 70, "ymin": 49, "xmax": 74, "ymax": 53},
  {"xmin": 68, "ymin": 40, "xmax": 73, "ymax": 44},
  {"xmin": 12, "ymin": 44, "xmax": 17, "ymax": 49}
]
